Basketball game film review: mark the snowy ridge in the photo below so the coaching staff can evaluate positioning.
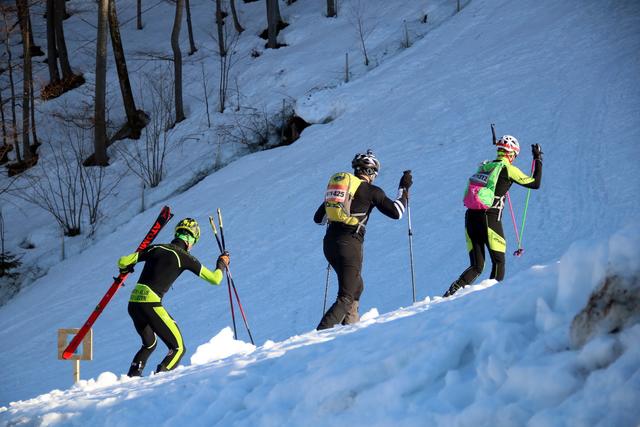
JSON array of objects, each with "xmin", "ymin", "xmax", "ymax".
[{"xmin": 2, "ymin": 226, "xmax": 639, "ymax": 426}]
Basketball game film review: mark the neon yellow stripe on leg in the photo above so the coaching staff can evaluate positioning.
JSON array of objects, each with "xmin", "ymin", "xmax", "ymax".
[{"xmin": 152, "ymin": 306, "xmax": 184, "ymax": 370}]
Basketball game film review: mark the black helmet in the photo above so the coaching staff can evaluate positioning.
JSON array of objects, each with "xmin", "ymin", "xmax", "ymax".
[{"xmin": 352, "ymin": 149, "xmax": 380, "ymax": 177}]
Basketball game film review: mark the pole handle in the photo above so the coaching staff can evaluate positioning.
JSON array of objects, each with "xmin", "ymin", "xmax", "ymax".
[{"xmin": 217, "ymin": 208, "xmax": 224, "ymax": 228}]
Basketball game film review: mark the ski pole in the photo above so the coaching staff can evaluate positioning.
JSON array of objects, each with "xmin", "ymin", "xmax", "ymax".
[
  {"xmin": 208, "ymin": 215, "xmax": 224, "ymax": 253},
  {"xmin": 322, "ymin": 263, "xmax": 331, "ymax": 315},
  {"xmin": 216, "ymin": 208, "xmax": 227, "ymax": 250},
  {"xmin": 209, "ymin": 215, "xmax": 237, "ymax": 340},
  {"xmin": 507, "ymin": 192, "xmax": 524, "ymax": 256},
  {"xmin": 406, "ymin": 186, "xmax": 416, "ymax": 303},
  {"xmin": 505, "ymin": 192, "xmax": 523, "ymax": 257},
  {"xmin": 491, "ymin": 123, "xmax": 497, "ymax": 145},
  {"xmin": 216, "ymin": 209, "xmax": 255, "ymax": 345},
  {"xmin": 517, "ymin": 159, "xmax": 536, "ymax": 252},
  {"xmin": 226, "ymin": 272, "xmax": 255, "ymax": 344}
]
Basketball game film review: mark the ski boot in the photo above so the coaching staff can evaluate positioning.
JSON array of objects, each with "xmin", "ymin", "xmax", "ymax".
[
  {"xmin": 443, "ymin": 279, "xmax": 465, "ymax": 298},
  {"xmin": 127, "ymin": 361, "xmax": 145, "ymax": 377}
]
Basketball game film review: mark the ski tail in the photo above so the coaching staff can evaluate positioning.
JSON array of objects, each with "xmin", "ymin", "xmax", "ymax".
[{"xmin": 62, "ymin": 206, "xmax": 173, "ymax": 360}]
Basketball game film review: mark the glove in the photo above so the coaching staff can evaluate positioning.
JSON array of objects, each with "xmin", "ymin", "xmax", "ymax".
[
  {"xmin": 119, "ymin": 264, "xmax": 135, "ymax": 274},
  {"xmin": 531, "ymin": 144, "xmax": 543, "ymax": 161},
  {"xmin": 216, "ymin": 251, "xmax": 230, "ymax": 271},
  {"xmin": 398, "ymin": 170, "xmax": 413, "ymax": 190}
]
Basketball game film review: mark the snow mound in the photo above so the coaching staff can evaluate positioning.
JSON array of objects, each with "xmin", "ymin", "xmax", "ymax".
[{"xmin": 190, "ymin": 327, "xmax": 256, "ymax": 365}]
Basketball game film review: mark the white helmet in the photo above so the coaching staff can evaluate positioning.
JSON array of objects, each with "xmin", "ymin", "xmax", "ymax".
[{"xmin": 496, "ymin": 135, "xmax": 520, "ymax": 156}]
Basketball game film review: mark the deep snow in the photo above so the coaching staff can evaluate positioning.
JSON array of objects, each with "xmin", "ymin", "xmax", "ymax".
[{"xmin": 0, "ymin": 0, "xmax": 639, "ymax": 425}]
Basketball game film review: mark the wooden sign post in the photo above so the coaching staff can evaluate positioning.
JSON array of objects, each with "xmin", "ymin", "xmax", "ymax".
[{"xmin": 58, "ymin": 328, "xmax": 93, "ymax": 384}]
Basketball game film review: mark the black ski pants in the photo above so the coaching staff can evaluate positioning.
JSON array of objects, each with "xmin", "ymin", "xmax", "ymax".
[
  {"xmin": 317, "ymin": 230, "xmax": 364, "ymax": 330},
  {"xmin": 128, "ymin": 301, "xmax": 185, "ymax": 376},
  {"xmin": 457, "ymin": 209, "xmax": 506, "ymax": 286}
]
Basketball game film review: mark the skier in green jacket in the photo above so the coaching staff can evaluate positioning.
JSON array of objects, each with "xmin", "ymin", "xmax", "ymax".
[
  {"xmin": 118, "ymin": 218, "xmax": 230, "ymax": 376},
  {"xmin": 444, "ymin": 136, "xmax": 543, "ymax": 297}
]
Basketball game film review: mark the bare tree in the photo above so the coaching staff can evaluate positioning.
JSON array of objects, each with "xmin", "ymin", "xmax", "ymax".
[
  {"xmin": 200, "ymin": 62, "xmax": 211, "ymax": 128},
  {"xmin": 213, "ymin": 3, "xmax": 241, "ymax": 113},
  {"xmin": 327, "ymin": 0, "xmax": 336, "ymax": 17},
  {"xmin": 15, "ymin": 107, "xmax": 119, "ymax": 236},
  {"xmin": 45, "ymin": 0, "xmax": 60, "ymax": 84},
  {"xmin": 348, "ymin": 0, "xmax": 377, "ymax": 66},
  {"xmin": 0, "ymin": 87, "xmax": 7, "ymax": 147},
  {"xmin": 266, "ymin": 0, "xmax": 278, "ymax": 48},
  {"xmin": 66, "ymin": 118, "xmax": 117, "ymax": 230},
  {"xmin": 171, "ymin": 0, "xmax": 185, "ymax": 123},
  {"xmin": 273, "ymin": 0, "xmax": 282, "ymax": 22},
  {"xmin": 29, "ymin": 68, "xmax": 38, "ymax": 147},
  {"xmin": 94, "ymin": 0, "xmax": 109, "ymax": 165},
  {"xmin": 20, "ymin": 138, "xmax": 85, "ymax": 236},
  {"xmin": 16, "ymin": 0, "xmax": 33, "ymax": 163},
  {"xmin": 27, "ymin": 11, "xmax": 43, "ymax": 57},
  {"xmin": 185, "ymin": 0, "xmax": 197, "ymax": 55},
  {"xmin": 1, "ymin": 6, "xmax": 20, "ymax": 162},
  {"xmin": 43, "ymin": 0, "xmax": 83, "ymax": 98},
  {"xmin": 117, "ymin": 67, "xmax": 174, "ymax": 188},
  {"xmin": 108, "ymin": 0, "xmax": 147, "ymax": 139},
  {"xmin": 215, "ymin": 0, "xmax": 225, "ymax": 56},
  {"xmin": 230, "ymin": 0, "xmax": 244, "ymax": 33},
  {"xmin": 137, "ymin": 0, "xmax": 143, "ymax": 29},
  {"xmin": 54, "ymin": 0, "xmax": 73, "ymax": 80}
]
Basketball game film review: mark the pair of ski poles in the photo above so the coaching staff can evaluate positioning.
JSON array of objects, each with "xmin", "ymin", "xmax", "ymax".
[
  {"xmin": 505, "ymin": 159, "xmax": 535, "ymax": 257},
  {"xmin": 209, "ymin": 208, "xmax": 255, "ymax": 345},
  {"xmin": 492, "ymin": 123, "xmax": 533, "ymax": 257}
]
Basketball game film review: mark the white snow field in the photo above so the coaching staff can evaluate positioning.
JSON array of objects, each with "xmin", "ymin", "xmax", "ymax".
[{"xmin": 1, "ymin": 0, "xmax": 639, "ymax": 425}]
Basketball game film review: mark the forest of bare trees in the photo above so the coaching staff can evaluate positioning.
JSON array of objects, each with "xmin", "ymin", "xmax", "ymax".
[
  {"xmin": 0, "ymin": 0, "xmax": 431, "ymax": 296},
  {"xmin": 0, "ymin": 0, "xmax": 300, "ymax": 238}
]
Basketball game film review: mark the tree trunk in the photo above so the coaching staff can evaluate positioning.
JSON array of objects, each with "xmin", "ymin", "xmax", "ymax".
[
  {"xmin": 230, "ymin": 0, "xmax": 244, "ymax": 33},
  {"xmin": 54, "ymin": 0, "xmax": 73, "ymax": 79},
  {"xmin": 185, "ymin": 0, "xmax": 197, "ymax": 55},
  {"xmin": 3, "ymin": 19, "xmax": 20, "ymax": 162},
  {"xmin": 94, "ymin": 0, "xmax": 109, "ymax": 166},
  {"xmin": 327, "ymin": 0, "xmax": 336, "ymax": 17},
  {"xmin": 215, "ymin": 0, "xmax": 225, "ymax": 57},
  {"xmin": 136, "ymin": 0, "xmax": 142, "ymax": 29},
  {"xmin": 29, "ymin": 70, "xmax": 38, "ymax": 147},
  {"xmin": 108, "ymin": 0, "xmax": 139, "ymax": 128},
  {"xmin": 27, "ymin": 9, "xmax": 43, "ymax": 57},
  {"xmin": 0, "ymin": 86, "xmax": 7, "ymax": 147},
  {"xmin": 171, "ymin": 0, "xmax": 185, "ymax": 123},
  {"xmin": 46, "ymin": 0, "xmax": 60, "ymax": 84},
  {"xmin": 273, "ymin": 0, "xmax": 282, "ymax": 23},
  {"xmin": 16, "ymin": 0, "xmax": 32, "ymax": 162},
  {"xmin": 216, "ymin": 0, "xmax": 228, "ymax": 112},
  {"xmin": 266, "ymin": 0, "xmax": 277, "ymax": 48}
]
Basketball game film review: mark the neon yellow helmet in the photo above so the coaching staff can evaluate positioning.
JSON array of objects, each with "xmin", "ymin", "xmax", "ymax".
[{"xmin": 175, "ymin": 218, "xmax": 200, "ymax": 245}]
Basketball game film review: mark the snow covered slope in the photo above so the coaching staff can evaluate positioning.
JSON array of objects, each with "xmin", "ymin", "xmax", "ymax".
[
  {"xmin": 0, "ymin": 0, "xmax": 639, "ymax": 423},
  {"xmin": 2, "ymin": 228, "xmax": 639, "ymax": 426}
]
